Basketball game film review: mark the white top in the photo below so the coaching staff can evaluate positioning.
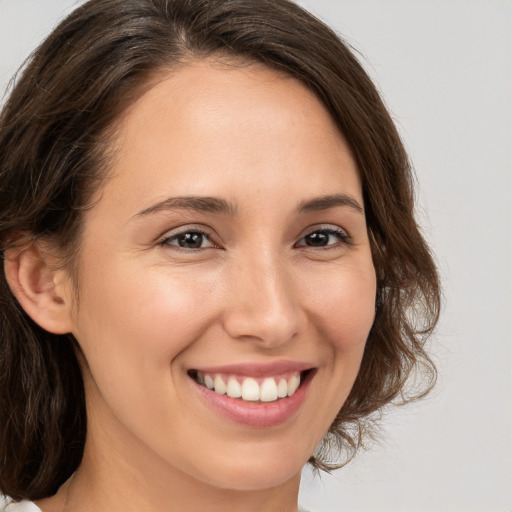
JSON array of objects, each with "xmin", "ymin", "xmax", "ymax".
[
  {"xmin": 1, "ymin": 496, "xmax": 310, "ymax": 512},
  {"xmin": 1, "ymin": 497, "xmax": 41, "ymax": 512}
]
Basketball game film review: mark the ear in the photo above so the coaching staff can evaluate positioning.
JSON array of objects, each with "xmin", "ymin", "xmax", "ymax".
[{"xmin": 4, "ymin": 241, "xmax": 75, "ymax": 334}]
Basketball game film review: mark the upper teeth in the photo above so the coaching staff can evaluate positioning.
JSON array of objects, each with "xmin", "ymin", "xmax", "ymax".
[{"xmin": 197, "ymin": 372, "xmax": 301, "ymax": 402}]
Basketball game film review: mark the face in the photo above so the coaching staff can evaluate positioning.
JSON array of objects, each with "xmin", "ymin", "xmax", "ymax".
[{"xmin": 66, "ymin": 60, "xmax": 376, "ymax": 492}]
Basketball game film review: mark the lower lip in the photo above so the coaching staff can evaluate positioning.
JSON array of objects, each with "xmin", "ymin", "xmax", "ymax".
[{"xmin": 191, "ymin": 371, "xmax": 314, "ymax": 428}]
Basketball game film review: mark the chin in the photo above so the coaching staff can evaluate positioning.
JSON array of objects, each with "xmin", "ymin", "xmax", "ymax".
[
  {"xmin": 207, "ymin": 464, "xmax": 302, "ymax": 492},
  {"xmin": 187, "ymin": 441, "xmax": 310, "ymax": 491}
]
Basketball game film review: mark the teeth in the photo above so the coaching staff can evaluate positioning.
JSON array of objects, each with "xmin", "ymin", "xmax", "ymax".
[
  {"xmin": 260, "ymin": 378, "xmax": 278, "ymax": 402},
  {"xmin": 241, "ymin": 377, "xmax": 260, "ymax": 401},
  {"xmin": 226, "ymin": 376, "xmax": 242, "ymax": 398},
  {"xmin": 287, "ymin": 374, "xmax": 300, "ymax": 396},
  {"xmin": 277, "ymin": 378, "xmax": 288, "ymax": 398},
  {"xmin": 213, "ymin": 375, "xmax": 226, "ymax": 395},
  {"xmin": 204, "ymin": 374, "xmax": 214, "ymax": 389},
  {"xmin": 195, "ymin": 371, "xmax": 303, "ymax": 402}
]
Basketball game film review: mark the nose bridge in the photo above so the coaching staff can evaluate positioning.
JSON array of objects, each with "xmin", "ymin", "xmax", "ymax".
[{"xmin": 222, "ymin": 247, "xmax": 301, "ymax": 347}]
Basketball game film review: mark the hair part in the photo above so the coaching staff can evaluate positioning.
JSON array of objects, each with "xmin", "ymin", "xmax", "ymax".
[{"xmin": 0, "ymin": 0, "xmax": 440, "ymax": 499}]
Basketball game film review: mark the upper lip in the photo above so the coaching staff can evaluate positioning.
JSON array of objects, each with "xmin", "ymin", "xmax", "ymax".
[{"xmin": 190, "ymin": 360, "xmax": 314, "ymax": 377}]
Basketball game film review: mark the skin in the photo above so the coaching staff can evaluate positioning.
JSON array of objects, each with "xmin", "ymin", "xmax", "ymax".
[{"xmin": 31, "ymin": 60, "xmax": 377, "ymax": 512}]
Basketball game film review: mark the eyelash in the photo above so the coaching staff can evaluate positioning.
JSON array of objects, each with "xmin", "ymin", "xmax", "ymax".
[
  {"xmin": 295, "ymin": 226, "xmax": 352, "ymax": 249},
  {"xmin": 159, "ymin": 229, "xmax": 218, "ymax": 251},
  {"xmin": 158, "ymin": 226, "xmax": 352, "ymax": 251}
]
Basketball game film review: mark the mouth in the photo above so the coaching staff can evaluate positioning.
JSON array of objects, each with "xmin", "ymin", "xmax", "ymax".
[
  {"xmin": 186, "ymin": 361, "xmax": 316, "ymax": 427},
  {"xmin": 187, "ymin": 368, "xmax": 314, "ymax": 403}
]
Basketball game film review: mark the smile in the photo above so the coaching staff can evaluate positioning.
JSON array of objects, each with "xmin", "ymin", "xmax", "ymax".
[
  {"xmin": 191, "ymin": 371, "xmax": 302, "ymax": 402},
  {"xmin": 187, "ymin": 363, "xmax": 315, "ymax": 428}
]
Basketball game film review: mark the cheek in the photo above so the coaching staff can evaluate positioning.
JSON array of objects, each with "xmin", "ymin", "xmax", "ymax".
[
  {"xmin": 75, "ymin": 260, "xmax": 221, "ymax": 359},
  {"xmin": 70, "ymin": 258, "xmax": 226, "ymax": 438},
  {"xmin": 292, "ymin": 258, "xmax": 376, "ymax": 445},
  {"xmin": 305, "ymin": 259, "xmax": 377, "ymax": 355}
]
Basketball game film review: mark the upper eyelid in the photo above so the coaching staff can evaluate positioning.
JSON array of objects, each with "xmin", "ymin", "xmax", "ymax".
[
  {"xmin": 294, "ymin": 225, "xmax": 352, "ymax": 248},
  {"xmin": 158, "ymin": 229, "xmax": 219, "ymax": 252},
  {"xmin": 298, "ymin": 224, "xmax": 350, "ymax": 238},
  {"xmin": 156, "ymin": 223, "xmax": 350, "ymax": 245},
  {"xmin": 158, "ymin": 224, "xmax": 215, "ymax": 241}
]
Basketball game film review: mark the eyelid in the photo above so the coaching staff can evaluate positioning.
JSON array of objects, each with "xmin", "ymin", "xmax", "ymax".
[
  {"xmin": 155, "ymin": 223, "xmax": 351, "ymax": 251},
  {"xmin": 157, "ymin": 224, "xmax": 222, "ymax": 249},
  {"xmin": 294, "ymin": 224, "xmax": 352, "ymax": 248}
]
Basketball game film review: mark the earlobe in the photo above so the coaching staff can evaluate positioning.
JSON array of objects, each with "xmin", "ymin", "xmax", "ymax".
[{"xmin": 4, "ymin": 241, "xmax": 74, "ymax": 334}]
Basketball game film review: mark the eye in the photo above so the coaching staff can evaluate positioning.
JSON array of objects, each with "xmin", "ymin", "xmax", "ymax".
[
  {"xmin": 295, "ymin": 227, "xmax": 351, "ymax": 248},
  {"xmin": 160, "ymin": 230, "xmax": 216, "ymax": 250}
]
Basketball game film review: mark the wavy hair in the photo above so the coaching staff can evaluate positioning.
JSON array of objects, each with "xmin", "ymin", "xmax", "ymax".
[{"xmin": 0, "ymin": 0, "xmax": 440, "ymax": 500}]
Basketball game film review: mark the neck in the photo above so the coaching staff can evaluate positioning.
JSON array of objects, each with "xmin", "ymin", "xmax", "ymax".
[{"xmin": 37, "ymin": 425, "xmax": 302, "ymax": 512}]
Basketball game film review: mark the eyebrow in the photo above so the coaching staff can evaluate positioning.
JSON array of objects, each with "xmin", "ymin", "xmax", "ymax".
[
  {"xmin": 134, "ymin": 192, "xmax": 363, "ymax": 219},
  {"xmin": 297, "ymin": 194, "xmax": 364, "ymax": 214},
  {"xmin": 135, "ymin": 196, "xmax": 237, "ymax": 217}
]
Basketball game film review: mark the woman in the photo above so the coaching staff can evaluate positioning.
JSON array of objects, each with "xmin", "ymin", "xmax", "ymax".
[{"xmin": 0, "ymin": 1, "xmax": 440, "ymax": 511}]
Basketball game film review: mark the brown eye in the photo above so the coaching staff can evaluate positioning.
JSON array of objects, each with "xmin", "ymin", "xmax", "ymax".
[
  {"xmin": 177, "ymin": 232, "xmax": 204, "ymax": 248},
  {"xmin": 304, "ymin": 232, "xmax": 329, "ymax": 247},
  {"xmin": 162, "ymin": 231, "xmax": 214, "ymax": 250},
  {"xmin": 296, "ymin": 228, "xmax": 350, "ymax": 248}
]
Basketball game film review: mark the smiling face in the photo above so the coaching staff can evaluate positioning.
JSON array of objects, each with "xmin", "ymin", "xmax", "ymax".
[{"xmin": 66, "ymin": 60, "xmax": 376, "ymax": 496}]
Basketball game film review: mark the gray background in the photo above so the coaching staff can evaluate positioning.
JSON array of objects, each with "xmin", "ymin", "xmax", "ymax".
[{"xmin": 1, "ymin": 1, "xmax": 511, "ymax": 511}]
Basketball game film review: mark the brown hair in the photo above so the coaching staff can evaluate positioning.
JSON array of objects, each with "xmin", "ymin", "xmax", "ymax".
[{"xmin": 0, "ymin": 0, "xmax": 440, "ymax": 501}]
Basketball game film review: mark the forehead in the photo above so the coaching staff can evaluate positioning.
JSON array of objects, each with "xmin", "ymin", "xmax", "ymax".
[{"xmin": 95, "ymin": 60, "xmax": 361, "ymax": 216}]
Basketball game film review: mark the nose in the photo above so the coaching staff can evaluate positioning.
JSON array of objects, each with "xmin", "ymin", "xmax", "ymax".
[{"xmin": 221, "ymin": 252, "xmax": 303, "ymax": 348}]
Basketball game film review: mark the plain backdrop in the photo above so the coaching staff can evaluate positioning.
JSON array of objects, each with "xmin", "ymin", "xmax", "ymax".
[{"xmin": 1, "ymin": 1, "xmax": 511, "ymax": 511}]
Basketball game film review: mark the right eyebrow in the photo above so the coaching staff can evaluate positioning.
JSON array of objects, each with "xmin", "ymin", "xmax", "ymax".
[{"xmin": 134, "ymin": 196, "xmax": 238, "ymax": 218}]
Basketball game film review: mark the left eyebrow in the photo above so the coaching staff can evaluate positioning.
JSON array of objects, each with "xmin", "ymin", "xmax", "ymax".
[{"xmin": 297, "ymin": 194, "xmax": 364, "ymax": 214}]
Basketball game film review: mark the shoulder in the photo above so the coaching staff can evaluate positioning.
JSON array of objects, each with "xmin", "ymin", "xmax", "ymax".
[{"xmin": 1, "ymin": 497, "xmax": 42, "ymax": 512}]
